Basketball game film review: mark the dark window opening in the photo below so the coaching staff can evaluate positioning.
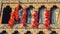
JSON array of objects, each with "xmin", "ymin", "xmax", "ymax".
[
  {"xmin": 50, "ymin": 31, "xmax": 57, "ymax": 34},
  {"xmin": 25, "ymin": 31, "xmax": 32, "ymax": 34},
  {"xmin": 12, "ymin": 30, "xmax": 19, "ymax": 34},
  {"xmin": 26, "ymin": 5, "xmax": 34, "ymax": 24},
  {"xmin": 38, "ymin": 5, "xmax": 46, "ymax": 24},
  {"xmin": 2, "ymin": 5, "xmax": 12, "ymax": 24},
  {"xmin": 37, "ymin": 31, "xmax": 44, "ymax": 34},
  {"xmin": 50, "ymin": 5, "xmax": 59, "ymax": 24},
  {"xmin": 1, "ymin": 30, "xmax": 8, "ymax": 34}
]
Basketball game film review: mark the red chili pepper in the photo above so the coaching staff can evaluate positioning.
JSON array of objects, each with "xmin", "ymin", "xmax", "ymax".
[
  {"xmin": 14, "ymin": 6, "xmax": 19, "ymax": 21},
  {"xmin": 21, "ymin": 8, "xmax": 27, "ymax": 27},
  {"xmin": 32, "ymin": 10, "xmax": 39, "ymax": 28},
  {"xmin": 8, "ymin": 5, "xmax": 19, "ymax": 28},
  {"xmin": 44, "ymin": 10, "xmax": 50, "ymax": 30},
  {"xmin": 8, "ymin": 12, "xmax": 15, "ymax": 28}
]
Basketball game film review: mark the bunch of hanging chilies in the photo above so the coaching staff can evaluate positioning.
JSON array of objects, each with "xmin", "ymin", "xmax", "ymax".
[{"xmin": 8, "ymin": 4, "xmax": 50, "ymax": 30}]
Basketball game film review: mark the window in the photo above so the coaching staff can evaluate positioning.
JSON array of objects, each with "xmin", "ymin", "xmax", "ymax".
[
  {"xmin": 12, "ymin": 30, "xmax": 19, "ymax": 34},
  {"xmin": 26, "ymin": 5, "xmax": 34, "ymax": 24},
  {"xmin": 2, "ymin": 5, "xmax": 12, "ymax": 24},
  {"xmin": 25, "ymin": 31, "xmax": 32, "ymax": 34},
  {"xmin": 50, "ymin": 5, "xmax": 59, "ymax": 24},
  {"xmin": 50, "ymin": 31, "xmax": 57, "ymax": 34},
  {"xmin": 38, "ymin": 5, "xmax": 46, "ymax": 24},
  {"xmin": 1, "ymin": 30, "xmax": 8, "ymax": 34},
  {"xmin": 37, "ymin": 31, "xmax": 44, "ymax": 34}
]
